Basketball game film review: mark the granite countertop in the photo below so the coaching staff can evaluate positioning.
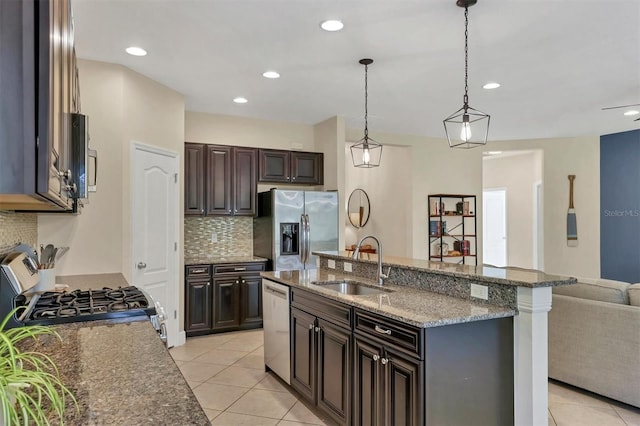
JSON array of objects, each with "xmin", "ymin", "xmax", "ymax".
[
  {"xmin": 19, "ymin": 319, "xmax": 208, "ymax": 425},
  {"xmin": 262, "ymin": 269, "xmax": 516, "ymax": 328},
  {"xmin": 185, "ymin": 255, "xmax": 268, "ymax": 266},
  {"xmin": 316, "ymin": 251, "xmax": 576, "ymax": 288}
]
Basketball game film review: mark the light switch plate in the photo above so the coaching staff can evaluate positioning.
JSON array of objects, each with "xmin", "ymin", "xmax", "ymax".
[
  {"xmin": 328, "ymin": 259, "xmax": 336, "ymax": 269},
  {"xmin": 470, "ymin": 283, "xmax": 489, "ymax": 300},
  {"xmin": 344, "ymin": 262, "xmax": 353, "ymax": 272}
]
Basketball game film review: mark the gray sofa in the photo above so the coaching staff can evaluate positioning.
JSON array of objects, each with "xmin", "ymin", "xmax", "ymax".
[{"xmin": 548, "ymin": 278, "xmax": 640, "ymax": 407}]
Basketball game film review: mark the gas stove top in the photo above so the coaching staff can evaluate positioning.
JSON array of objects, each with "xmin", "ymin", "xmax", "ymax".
[{"xmin": 16, "ymin": 286, "xmax": 157, "ymax": 326}]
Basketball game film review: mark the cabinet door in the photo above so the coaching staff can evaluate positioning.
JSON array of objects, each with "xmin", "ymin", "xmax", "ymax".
[
  {"xmin": 317, "ymin": 319, "xmax": 351, "ymax": 425},
  {"xmin": 240, "ymin": 275, "xmax": 262, "ymax": 327},
  {"xmin": 258, "ymin": 149, "xmax": 291, "ymax": 183},
  {"xmin": 184, "ymin": 143, "xmax": 205, "ymax": 215},
  {"xmin": 354, "ymin": 336, "xmax": 383, "ymax": 426},
  {"xmin": 206, "ymin": 145, "xmax": 232, "ymax": 215},
  {"xmin": 185, "ymin": 278, "xmax": 211, "ymax": 333},
  {"xmin": 290, "ymin": 307, "xmax": 316, "ymax": 402},
  {"xmin": 233, "ymin": 147, "xmax": 257, "ymax": 216},
  {"xmin": 383, "ymin": 348, "xmax": 423, "ymax": 426},
  {"xmin": 212, "ymin": 277, "xmax": 240, "ymax": 331},
  {"xmin": 291, "ymin": 152, "xmax": 323, "ymax": 185}
]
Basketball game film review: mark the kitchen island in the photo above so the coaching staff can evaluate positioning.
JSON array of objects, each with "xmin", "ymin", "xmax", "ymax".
[
  {"xmin": 19, "ymin": 318, "xmax": 208, "ymax": 425},
  {"xmin": 262, "ymin": 251, "xmax": 576, "ymax": 425}
]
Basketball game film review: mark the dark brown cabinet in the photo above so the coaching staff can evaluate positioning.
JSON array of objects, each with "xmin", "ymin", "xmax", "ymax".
[
  {"xmin": 185, "ymin": 265, "xmax": 212, "ymax": 333},
  {"xmin": 0, "ymin": 0, "xmax": 78, "ymax": 210},
  {"xmin": 290, "ymin": 289, "xmax": 351, "ymax": 425},
  {"xmin": 184, "ymin": 143, "xmax": 257, "ymax": 216},
  {"xmin": 185, "ymin": 261, "xmax": 266, "ymax": 337},
  {"xmin": 258, "ymin": 149, "xmax": 324, "ymax": 185}
]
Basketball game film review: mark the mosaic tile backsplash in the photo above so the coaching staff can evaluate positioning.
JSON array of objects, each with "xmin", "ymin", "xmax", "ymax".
[
  {"xmin": 184, "ymin": 216, "xmax": 253, "ymax": 258},
  {"xmin": 0, "ymin": 211, "xmax": 37, "ymax": 253}
]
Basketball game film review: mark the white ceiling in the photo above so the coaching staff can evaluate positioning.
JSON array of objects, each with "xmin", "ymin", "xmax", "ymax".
[{"xmin": 72, "ymin": 0, "xmax": 640, "ymax": 142}]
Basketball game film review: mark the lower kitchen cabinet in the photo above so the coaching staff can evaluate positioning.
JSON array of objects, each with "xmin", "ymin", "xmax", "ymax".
[
  {"xmin": 290, "ymin": 293, "xmax": 351, "ymax": 425},
  {"xmin": 185, "ymin": 261, "xmax": 266, "ymax": 336},
  {"xmin": 354, "ymin": 335, "xmax": 422, "ymax": 425}
]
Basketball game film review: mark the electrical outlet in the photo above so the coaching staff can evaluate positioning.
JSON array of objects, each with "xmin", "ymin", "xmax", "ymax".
[
  {"xmin": 470, "ymin": 283, "xmax": 489, "ymax": 300},
  {"xmin": 211, "ymin": 233, "xmax": 217, "ymax": 243},
  {"xmin": 344, "ymin": 262, "xmax": 353, "ymax": 272},
  {"xmin": 328, "ymin": 259, "xmax": 336, "ymax": 269}
]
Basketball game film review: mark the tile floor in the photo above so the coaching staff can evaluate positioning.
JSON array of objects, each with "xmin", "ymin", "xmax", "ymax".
[{"xmin": 171, "ymin": 329, "xmax": 640, "ymax": 426}]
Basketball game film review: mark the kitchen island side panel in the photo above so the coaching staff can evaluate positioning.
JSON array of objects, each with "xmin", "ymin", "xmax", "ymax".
[{"xmin": 424, "ymin": 317, "xmax": 514, "ymax": 426}]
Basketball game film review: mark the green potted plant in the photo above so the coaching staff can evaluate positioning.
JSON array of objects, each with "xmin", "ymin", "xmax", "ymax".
[{"xmin": 0, "ymin": 308, "xmax": 76, "ymax": 425}]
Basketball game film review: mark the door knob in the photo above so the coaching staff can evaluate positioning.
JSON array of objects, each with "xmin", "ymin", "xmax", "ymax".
[{"xmin": 137, "ymin": 262, "xmax": 147, "ymax": 269}]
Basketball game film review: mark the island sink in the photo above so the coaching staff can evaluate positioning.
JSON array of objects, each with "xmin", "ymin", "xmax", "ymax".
[{"xmin": 311, "ymin": 280, "xmax": 392, "ymax": 295}]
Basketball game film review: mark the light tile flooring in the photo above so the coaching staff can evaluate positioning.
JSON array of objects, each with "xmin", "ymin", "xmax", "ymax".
[{"xmin": 171, "ymin": 329, "xmax": 640, "ymax": 426}]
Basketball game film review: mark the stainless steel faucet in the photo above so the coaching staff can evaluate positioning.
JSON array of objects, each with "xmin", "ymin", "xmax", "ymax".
[{"xmin": 352, "ymin": 235, "xmax": 388, "ymax": 285}]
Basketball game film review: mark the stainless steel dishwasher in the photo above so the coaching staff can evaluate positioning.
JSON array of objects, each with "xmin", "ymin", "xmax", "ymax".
[{"xmin": 262, "ymin": 279, "xmax": 290, "ymax": 384}]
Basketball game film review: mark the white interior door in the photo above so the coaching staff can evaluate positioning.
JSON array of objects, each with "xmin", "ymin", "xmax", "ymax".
[
  {"xmin": 483, "ymin": 189, "xmax": 507, "ymax": 267},
  {"xmin": 131, "ymin": 142, "xmax": 179, "ymax": 347}
]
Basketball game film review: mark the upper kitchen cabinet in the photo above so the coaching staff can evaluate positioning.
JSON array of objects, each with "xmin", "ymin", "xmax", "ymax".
[
  {"xmin": 258, "ymin": 149, "xmax": 324, "ymax": 185},
  {"xmin": 0, "ymin": 0, "xmax": 78, "ymax": 211},
  {"xmin": 184, "ymin": 143, "xmax": 257, "ymax": 216}
]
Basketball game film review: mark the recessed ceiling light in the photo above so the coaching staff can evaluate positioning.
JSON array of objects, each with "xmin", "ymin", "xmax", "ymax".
[
  {"xmin": 320, "ymin": 20, "xmax": 344, "ymax": 32},
  {"xmin": 623, "ymin": 110, "xmax": 639, "ymax": 116},
  {"xmin": 233, "ymin": 97, "xmax": 248, "ymax": 104},
  {"xmin": 262, "ymin": 71, "xmax": 280, "ymax": 79},
  {"xmin": 483, "ymin": 82, "xmax": 501, "ymax": 90},
  {"xmin": 125, "ymin": 46, "xmax": 147, "ymax": 56}
]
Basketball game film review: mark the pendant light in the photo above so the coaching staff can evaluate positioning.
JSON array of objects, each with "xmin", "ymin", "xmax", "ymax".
[
  {"xmin": 443, "ymin": 0, "xmax": 490, "ymax": 149},
  {"xmin": 351, "ymin": 59, "xmax": 382, "ymax": 168}
]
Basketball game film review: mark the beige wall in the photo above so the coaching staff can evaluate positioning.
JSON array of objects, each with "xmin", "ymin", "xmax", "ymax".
[
  {"xmin": 488, "ymin": 137, "xmax": 600, "ymax": 278},
  {"xmin": 344, "ymin": 143, "xmax": 412, "ymax": 257},
  {"xmin": 38, "ymin": 59, "xmax": 185, "ymax": 283},
  {"xmin": 483, "ymin": 151, "xmax": 542, "ymax": 269}
]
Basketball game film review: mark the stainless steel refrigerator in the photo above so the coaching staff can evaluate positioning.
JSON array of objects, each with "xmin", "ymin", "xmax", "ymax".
[{"xmin": 254, "ymin": 190, "xmax": 339, "ymax": 270}]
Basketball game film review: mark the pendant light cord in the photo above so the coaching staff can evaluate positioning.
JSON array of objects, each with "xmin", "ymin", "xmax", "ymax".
[
  {"xmin": 463, "ymin": 4, "xmax": 469, "ymax": 109},
  {"xmin": 364, "ymin": 63, "xmax": 369, "ymax": 141}
]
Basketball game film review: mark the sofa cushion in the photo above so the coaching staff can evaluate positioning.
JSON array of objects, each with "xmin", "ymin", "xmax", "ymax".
[
  {"xmin": 552, "ymin": 278, "xmax": 630, "ymax": 305},
  {"xmin": 629, "ymin": 284, "xmax": 640, "ymax": 307}
]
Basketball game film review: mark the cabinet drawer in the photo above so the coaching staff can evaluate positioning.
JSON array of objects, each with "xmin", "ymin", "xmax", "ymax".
[
  {"xmin": 213, "ymin": 263, "xmax": 265, "ymax": 275},
  {"xmin": 186, "ymin": 265, "xmax": 211, "ymax": 277},
  {"xmin": 291, "ymin": 288, "xmax": 352, "ymax": 329},
  {"xmin": 354, "ymin": 309, "xmax": 423, "ymax": 359}
]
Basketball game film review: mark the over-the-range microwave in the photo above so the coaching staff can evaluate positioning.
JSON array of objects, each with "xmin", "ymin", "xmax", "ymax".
[{"xmin": 71, "ymin": 113, "xmax": 97, "ymax": 201}]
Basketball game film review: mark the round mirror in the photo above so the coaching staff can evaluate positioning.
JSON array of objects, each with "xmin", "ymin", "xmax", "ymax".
[{"xmin": 347, "ymin": 189, "xmax": 370, "ymax": 229}]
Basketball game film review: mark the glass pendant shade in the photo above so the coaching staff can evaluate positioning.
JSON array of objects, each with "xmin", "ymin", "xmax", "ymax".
[
  {"xmin": 351, "ymin": 58, "xmax": 383, "ymax": 168},
  {"xmin": 443, "ymin": 105, "xmax": 490, "ymax": 148},
  {"xmin": 351, "ymin": 138, "xmax": 382, "ymax": 168}
]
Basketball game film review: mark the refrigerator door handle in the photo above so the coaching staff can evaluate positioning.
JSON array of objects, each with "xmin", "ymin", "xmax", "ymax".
[
  {"xmin": 300, "ymin": 214, "xmax": 307, "ymax": 264},
  {"xmin": 304, "ymin": 214, "xmax": 311, "ymax": 264}
]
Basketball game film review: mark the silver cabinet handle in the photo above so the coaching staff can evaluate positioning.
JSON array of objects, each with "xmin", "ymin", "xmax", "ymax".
[
  {"xmin": 207, "ymin": 282, "xmax": 210, "ymax": 286},
  {"xmin": 192, "ymin": 268, "xmax": 207, "ymax": 274},
  {"xmin": 314, "ymin": 326, "xmax": 320, "ymax": 333},
  {"xmin": 381, "ymin": 358, "xmax": 388, "ymax": 365},
  {"xmin": 309, "ymin": 323, "xmax": 314, "ymax": 330},
  {"xmin": 374, "ymin": 325, "xmax": 392, "ymax": 335},
  {"xmin": 137, "ymin": 262, "xmax": 147, "ymax": 269},
  {"xmin": 373, "ymin": 354, "xmax": 380, "ymax": 362},
  {"xmin": 235, "ymin": 280, "xmax": 240, "ymax": 284},
  {"xmin": 234, "ymin": 267, "xmax": 247, "ymax": 271}
]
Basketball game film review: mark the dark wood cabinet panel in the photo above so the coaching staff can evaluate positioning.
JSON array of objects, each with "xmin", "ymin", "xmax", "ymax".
[
  {"xmin": 317, "ymin": 319, "xmax": 351, "ymax": 425},
  {"xmin": 354, "ymin": 336, "xmax": 382, "ymax": 426},
  {"xmin": 384, "ymin": 347, "xmax": 422, "ymax": 426},
  {"xmin": 258, "ymin": 149, "xmax": 291, "ymax": 183},
  {"xmin": 184, "ymin": 143, "xmax": 256, "ymax": 216},
  {"xmin": 206, "ymin": 145, "xmax": 232, "ymax": 215},
  {"xmin": 290, "ymin": 307, "xmax": 316, "ymax": 402},
  {"xmin": 184, "ymin": 143, "xmax": 205, "ymax": 215},
  {"xmin": 240, "ymin": 276, "xmax": 262, "ymax": 326},
  {"xmin": 259, "ymin": 149, "xmax": 323, "ymax": 185},
  {"xmin": 185, "ymin": 278, "xmax": 211, "ymax": 332},
  {"xmin": 233, "ymin": 147, "xmax": 257, "ymax": 216},
  {"xmin": 291, "ymin": 152, "xmax": 323, "ymax": 185},
  {"xmin": 212, "ymin": 277, "xmax": 241, "ymax": 331}
]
